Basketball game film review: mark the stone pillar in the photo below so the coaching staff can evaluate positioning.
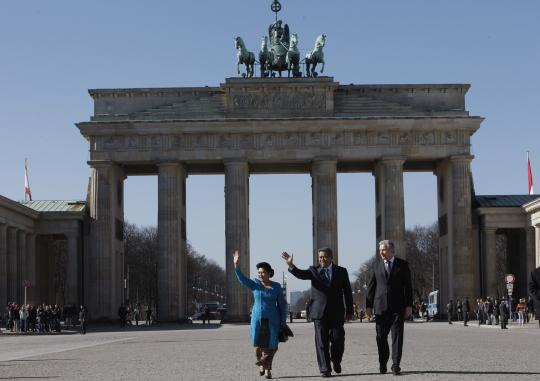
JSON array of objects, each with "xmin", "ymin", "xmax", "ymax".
[
  {"xmin": 374, "ymin": 158, "xmax": 406, "ymax": 257},
  {"xmin": 482, "ymin": 228, "xmax": 498, "ymax": 297},
  {"xmin": 450, "ymin": 156, "xmax": 475, "ymax": 299},
  {"xmin": 311, "ymin": 160, "xmax": 338, "ymax": 264},
  {"xmin": 65, "ymin": 233, "xmax": 79, "ymax": 306},
  {"xmin": 87, "ymin": 161, "xmax": 124, "ymax": 321},
  {"xmin": 225, "ymin": 161, "xmax": 250, "ymax": 322},
  {"xmin": 7, "ymin": 227, "xmax": 17, "ymax": 302},
  {"xmin": 437, "ymin": 156, "xmax": 475, "ymax": 305},
  {"xmin": 526, "ymin": 227, "xmax": 536, "ymax": 286},
  {"xmin": 536, "ymin": 225, "xmax": 540, "ymax": 268},
  {"xmin": 17, "ymin": 230, "xmax": 27, "ymax": 303},
  {"xmin": 157, "ymin": 162, "xmax": 187, "ymax": 322},
  {"xmin": 26, "ymin": 233, "xmax": 36, "ymax": 304},
  {"xmin": 0, "ymin": 224, "xmax": 7, "ymax": 308}
]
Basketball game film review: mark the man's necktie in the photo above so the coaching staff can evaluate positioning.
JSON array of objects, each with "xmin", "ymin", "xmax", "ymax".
[
  {"xmin": 385, "ymin": 261, "xmax": 392, "ymax": 278},
  {"xmin": 320, "ymin": 268, "xmax": 330, "ymax": 286}
]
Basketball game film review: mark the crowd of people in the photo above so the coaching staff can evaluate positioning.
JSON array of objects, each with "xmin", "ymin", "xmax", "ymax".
[
  {"xmin": 118, "ymin": 302, "xmax": 154, "ymax": 327},
  {"xmin": 445, "ymin": 296, "xmax": 536, "ymax": 328},
  {"xmin": 1, "ymin": 302, "xmax": 88, "ymax": 334}
]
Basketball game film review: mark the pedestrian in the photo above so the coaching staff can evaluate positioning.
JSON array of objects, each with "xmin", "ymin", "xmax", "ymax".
[
  {"xmin": 529, "ymin": 265, "xmax": 540, "ymax": 328},
  {"xmin": 79, "ymin": 305, "xmax": 87, "ymax": 334},
  {"xmin": 282, "ymin": 247, "xmax": 353, "ymax": 378},
  {"xmin": 145, "ymin": 305, "xmax": 152, "ymax": 326},
  {"xmin": 366, "ymin": 240, "xmax": 413, "ymax": 376},
  {"xmin": 493, "ymin": 299, "xmax": 500, "ymax": 325},
  {"xmin": 446, "ymin": 299, "xmax": 454, "ymax": 324},
  {"xmin": 456, "ymin": 299, "xmax": 463, "ymax": 321},
  {"xmin": 499, "ymin": 298, "xmax": 509, "ymax": 329},
  {"xmin": 517, "ymin": 298, "xmax": 526, "ymax": 326},
  {"xmin": 463, "ymin": 297, "xmax": 470, "ymax": 326},
  {"xmin": 202, "ymin": 304, "xmax": 210, "ymax": 325},
  {"xmin": 234, "ymin": 251, "xmax": 287, "ymax": 379}
]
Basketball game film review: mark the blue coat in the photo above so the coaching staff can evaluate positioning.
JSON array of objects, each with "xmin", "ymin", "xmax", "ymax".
[{"xmin": 235, "ymin": 267, "xmax": 287, "ymax": 349}]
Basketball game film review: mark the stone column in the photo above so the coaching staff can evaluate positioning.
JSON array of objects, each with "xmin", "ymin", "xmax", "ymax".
[
  {"xmin": 65, "ymin": 233, "xmax": 79, "ymax": 306},
  {"xmin": 483, "ymin": 228, "xmax": 498, "ymax": 297},
  {"xmin": 17, "ymin": 230, "xmax": 27, "ymax": 303},
  {"xmin": 536, "ymin": 225, "xmax": 540, "ymax": 268},
  {"xmin": 526, "ymin": 227, "xmax": 536, "ymax": 286},
  {"xmin": 450, "ymin": 156, "xmax": 475, "ymax": 299},
  {"xmin": 7, "ymin": 227, "xmax": 17, "ymax": 302},
  {"xmin": 225, "ymin": 161, "xmax": 250, "ymax": 322},
  {"xmin": 374, "ymin": 158, "xmax": 406, "ymax": 257},
  {"xmin": 157, "ymin": 162, "xmax": 187, "ymax": 322},
  {"xmin": 311, "ymin": 160, "xmax": 338, "ymax": 264},
  {"xmin": 26, "ymin": 233, "xmax": 36, "ymax": 304},
  {"xmin": 0, "ymin": 224, "xmax": 7, "ymax": 308},
  {"xmin": 87, "ymin": 161, "xmax": 124, "ymax": 321}
]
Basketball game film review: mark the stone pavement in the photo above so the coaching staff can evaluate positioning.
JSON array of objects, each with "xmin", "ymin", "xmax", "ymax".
[{"xmin": 0, "ymin": 320, "xmax": 539, "ymax": 380}]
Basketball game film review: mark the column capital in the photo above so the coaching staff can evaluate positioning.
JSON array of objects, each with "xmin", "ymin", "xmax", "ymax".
[
  {"xmin": 157, "ymin": 161, "xmax": 184, "ymax": 168},
  {"xmin": 379, "ymin": 156, "xmax": 406, "ymax": 165},
  {"xmin": 224, "ymin": 159, "xmax": 249, "ymax": 167},
  {"xmin": 87, "ymin": 160, "xmax": 114, "ymax": 168},
  {"xmin": 449, "ymin": 155, "xmax": 474, "ymax": 163}
]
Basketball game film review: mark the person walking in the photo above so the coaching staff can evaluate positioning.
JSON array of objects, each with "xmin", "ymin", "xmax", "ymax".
[
  {"xmin": 234, "ymin": 250, "xmax": 287, "ymax": 379},
  {"xmin": 366, "ymin": 240, "xmax": 413, "ymax": 376},
  {"xmin": 462, "ymin": 297, "xmax": 470, "ymax": 326},
  {"xmin": 499, "ymin": 298, "xmax": 509, "ymax": 329},
  {"xmin": 79, "ymin": 305, "xmax": 87, "ymax": 334},
  {"xmin": 282, "ymin": 247, "xmax": 353, "ymax": 378},
  {"xmin": 529, "ymin": 265, "xmax": 540, "ymax": 328},
  {"xmin": 446, "ymin": 300, "xmax": 454, "ymax": 324}
]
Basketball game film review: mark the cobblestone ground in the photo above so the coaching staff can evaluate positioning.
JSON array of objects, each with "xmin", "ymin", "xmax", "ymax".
[{"xmin": 0, "ymin": 320, "xmax": 539, "ymax": 380}]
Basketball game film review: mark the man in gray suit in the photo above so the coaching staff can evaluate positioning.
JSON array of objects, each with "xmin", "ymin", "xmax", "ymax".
[{"xmin": 366, "ymin": 240, "xmax": 413, "ymax": 376}]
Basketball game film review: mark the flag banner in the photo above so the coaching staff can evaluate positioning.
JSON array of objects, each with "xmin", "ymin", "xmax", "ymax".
[
  {"xmin": 24, "ymin": 159, "xmax": 32, "ymax": 201},
  {"xmin": 528, "ymin": 151, "xmax": 534, "ymax": 195}
]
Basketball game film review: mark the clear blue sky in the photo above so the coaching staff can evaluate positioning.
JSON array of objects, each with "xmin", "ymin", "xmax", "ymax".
[{"xmin": 1, "ymin": 1, "xmax": 539, "ymax": 295}]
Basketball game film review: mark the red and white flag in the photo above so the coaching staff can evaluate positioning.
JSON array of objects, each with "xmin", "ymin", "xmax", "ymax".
[
  {"xmin": 528, "ymin": 151, "xmax": 534, "ymax": 195},
  {"xmin": 24, "ymin": 159, "xmax": 32, "ymax": 201}
]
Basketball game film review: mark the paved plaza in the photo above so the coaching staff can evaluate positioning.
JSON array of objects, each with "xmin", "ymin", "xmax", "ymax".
[{"xmin": 1, "ymin": 320, "xmax": 539, "ymax": 380}]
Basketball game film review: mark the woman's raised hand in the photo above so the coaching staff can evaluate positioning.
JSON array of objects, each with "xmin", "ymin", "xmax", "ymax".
[{"xmin": 233, "ymin": 250, "xmax": 240, "ymax": 267}]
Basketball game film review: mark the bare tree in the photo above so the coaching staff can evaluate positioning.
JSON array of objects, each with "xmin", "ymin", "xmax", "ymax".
[
  {"xmin": 354, "ymin": 222, "xmax": 439, "ymax": 304},
  {"xmin": 123, "ymin": 222, "xmax": 226, "ymax": 314}
]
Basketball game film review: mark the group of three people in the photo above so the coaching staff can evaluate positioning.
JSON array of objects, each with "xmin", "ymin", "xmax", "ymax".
[{"xmin": 233, "ymin": 239, "xmax": 413, "ymax": 378}]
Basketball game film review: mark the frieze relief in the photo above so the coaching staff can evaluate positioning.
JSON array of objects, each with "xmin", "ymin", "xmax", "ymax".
[
  {"xmin": 93, "ymin": 129, "xmax": 470, "ymax": 152},
  {"xmin": 231, "ymin": 92, "xmax": 326, "ymax": 112}
]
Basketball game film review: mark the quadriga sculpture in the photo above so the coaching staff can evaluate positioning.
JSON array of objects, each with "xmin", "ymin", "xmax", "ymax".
[
  {"xmin": 305, "ymin": 34, "xmax": 326, "ymax": 77},
  {"xmin": 286, "ymin": 33, "xmax": 301, "ymax": 77},
  {"xmin": 235, "ymin": 36, "xmax": 255, "ymax": 78}
]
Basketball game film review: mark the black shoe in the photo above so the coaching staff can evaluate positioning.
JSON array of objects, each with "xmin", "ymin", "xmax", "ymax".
[
  {"xmin": 321, "ymin": 372, "xmax": 332, "ymax": 378},
  {"xmin": 391, "ymin": 365, "xmax": 401, "ymax": 375},
  {"xmin": 379, "ymin": 366, "xmax": 387, "ymax": 374},
  {"xmin": 332, "ymin": 363, "xmax": 341, "ymax": 374}
]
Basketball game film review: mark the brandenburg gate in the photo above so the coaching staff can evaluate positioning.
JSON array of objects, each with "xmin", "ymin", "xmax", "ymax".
[{"xmin": 76, "ymin": 77, "xmax": 483, "ymax": 321}]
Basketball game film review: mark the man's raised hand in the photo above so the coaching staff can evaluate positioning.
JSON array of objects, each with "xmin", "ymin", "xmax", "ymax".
[{"xmin": 281, "ymin": 251, "xmax": 294, "ymax": 267}]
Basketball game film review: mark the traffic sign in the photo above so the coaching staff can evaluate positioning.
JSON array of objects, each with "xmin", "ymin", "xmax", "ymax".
[
  {"xmin": 505, "ymin": 274, "xmax": 515, "ymax": 283},
  {"xmin": 22, "ymin": 279, "xmax": 31, "ymax": 288},
  {"xmin": 506, "ymin": 283, "xmax": 514, "ymax": 290}
]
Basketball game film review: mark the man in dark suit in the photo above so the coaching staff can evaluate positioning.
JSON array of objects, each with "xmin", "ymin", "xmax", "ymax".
[
  {"xmin": 529, "ymin": 265, "xmax": 540, "ymax": 327},
  {"xmin": 282, "ymin": 248, "xmax": 353, "ymax": 378},
  {"xmin": 366, "ymin": 240, "xmax": 413, "ymax": 376}
]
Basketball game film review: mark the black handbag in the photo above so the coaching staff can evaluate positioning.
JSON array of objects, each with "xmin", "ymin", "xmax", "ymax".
[{"xmin": 278, "ymin": 324, "xmax": 294, "ymax": 342}]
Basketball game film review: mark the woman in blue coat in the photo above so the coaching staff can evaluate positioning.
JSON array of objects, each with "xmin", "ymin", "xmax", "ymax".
[{"xmin": 234, "ymin": 250, "xmax": 287, "ymax": 379}]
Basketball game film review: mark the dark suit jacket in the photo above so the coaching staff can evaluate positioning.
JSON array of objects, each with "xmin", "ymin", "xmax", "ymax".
[
  {"xmin": 366, "ymin": 257, "xmax": 413, "ymax": 315},
  {"xmin": 529, "ymin": 266, "xmax": 540, "ymax": 319},
  {"xmin": 289, "ymin": 264, "xmax": 353, "ymax": 323}
]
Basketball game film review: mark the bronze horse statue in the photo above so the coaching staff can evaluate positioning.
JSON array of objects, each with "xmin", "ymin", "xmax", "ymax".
[
  {"xmin": 305, "ymin": 34, "xmax": 326, "ymax": 77},
  {"xmin": 235, "ymin": 36, "xmax": 255, "ymax": 78}
]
